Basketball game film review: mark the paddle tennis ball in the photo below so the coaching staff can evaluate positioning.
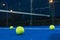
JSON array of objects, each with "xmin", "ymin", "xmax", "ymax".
[
  {"xmin": 10, "ymin": 26, "xmax": 14, "ymax": 30},
  {"xmin": 49, "ymin": 25, "xmax": 55, "ymax": 30},
  {"xmin": 16, "ymin": 26, "xmax": 24, "ymax": 35}
]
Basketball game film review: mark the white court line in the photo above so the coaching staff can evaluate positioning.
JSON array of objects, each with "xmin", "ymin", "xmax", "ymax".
[
  {"xmin": 0, "ymin": 28, "xmax": 60, "ymax": 30},
  {"xmin": 0, "ymin": 9, "xmax": 50, "ymax": 17},
  {"xmin": 0, "ymin": 28, "xmax": 15, "ymax": 29},
  {"xmin": 25, "ymin": 28, "xmax": 49, "ymax": 30},
  {"xmin": 25, "ymin": 28, "xmax": 60, "ymax": 30}
]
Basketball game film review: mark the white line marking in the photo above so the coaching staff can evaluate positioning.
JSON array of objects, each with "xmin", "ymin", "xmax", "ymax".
[
  {"xmin": 0, "ymin": 28, "xmax": 15, "ymax": 29},
  {"xmin": 25, "ymin": 28, "xmax": 49, "ymax": 30},
  {"xmin": 0, "ymin": 28, "xmax": 60, "ymax": 30},
  {"xmin": 25, "ymin": 28, "xmax": 51, "ymax": 30},
  {"xmin": 25, "ymin": 28, "xmax": 60, "ymax": 30}
]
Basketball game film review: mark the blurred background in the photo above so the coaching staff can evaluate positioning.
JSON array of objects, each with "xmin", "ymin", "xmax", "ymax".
[{"xmin": 0, "ymin": 0, "xmax": 60, "ymax": 26}]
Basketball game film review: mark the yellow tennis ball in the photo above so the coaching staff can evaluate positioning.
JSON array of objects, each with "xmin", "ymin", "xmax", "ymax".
[
  {"xmin": 10, "ymin": 26, "xmax": 14, "ymax": 30},
  {"xmin": 49, "ymin": 25, "xmax": 55, "ymax": 30},
  {"xmin": 16, "ymin": 26, "xmax": 24, "ymax": 35}
]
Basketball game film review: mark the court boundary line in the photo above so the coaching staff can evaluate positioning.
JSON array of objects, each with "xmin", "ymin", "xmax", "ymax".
[{"xmin": 0, "ymin": 28, "xmax": 60, "ymax": 30}]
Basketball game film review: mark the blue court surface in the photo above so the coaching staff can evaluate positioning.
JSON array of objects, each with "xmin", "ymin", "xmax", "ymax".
[
  {"xmin": 0, "ymin": 26, "xmax": 60, "ymax": 40},
  {"xmin": 0, "ymin": 0, "xmax": 60, "ymax": 40}
]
